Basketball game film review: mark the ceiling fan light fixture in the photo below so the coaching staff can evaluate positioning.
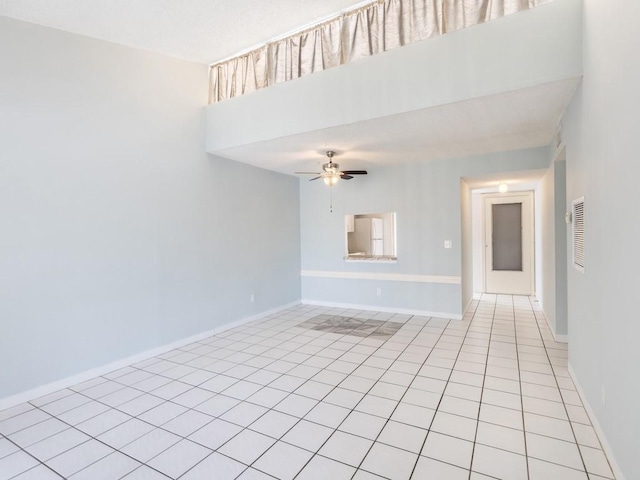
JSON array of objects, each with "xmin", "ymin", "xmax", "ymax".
[{"xmin": 323, "ymin": 173, "xmax": 340, "ymax": 187}]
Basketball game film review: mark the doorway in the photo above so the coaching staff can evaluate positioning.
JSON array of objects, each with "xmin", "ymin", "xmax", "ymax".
[{"xmin": 484, "ymin": 192, "xmax": 534, "ymax": 295}]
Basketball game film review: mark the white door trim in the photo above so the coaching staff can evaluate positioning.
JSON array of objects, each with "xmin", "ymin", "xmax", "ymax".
[{"xmin": 483, "ymin": 191, "xmax": 535, "ymax": 295}]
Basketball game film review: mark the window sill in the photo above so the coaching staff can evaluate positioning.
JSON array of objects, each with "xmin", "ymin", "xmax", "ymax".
[{"xmin": 344, "ymin": 255, "xmax": 398, "ymax": 263}]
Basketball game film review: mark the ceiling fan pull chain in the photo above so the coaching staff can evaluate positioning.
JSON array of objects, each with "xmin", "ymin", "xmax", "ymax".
[{"xmin": 330, "ymin": 189, "xmax": 333, "ymax": 213}]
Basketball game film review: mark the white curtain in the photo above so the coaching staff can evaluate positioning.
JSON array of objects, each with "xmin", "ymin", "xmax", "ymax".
[{"xmin": 209, "ymin": 0, "xmax": 550, "ymax": 104}]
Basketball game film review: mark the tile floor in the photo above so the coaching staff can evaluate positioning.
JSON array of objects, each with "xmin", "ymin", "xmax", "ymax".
[{"xmin": 0, "ymin": 295, "xmax": 616, "ymax": 479}]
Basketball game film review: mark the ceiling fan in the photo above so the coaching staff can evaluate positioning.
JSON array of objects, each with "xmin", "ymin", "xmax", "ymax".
[{"xmin": 295, "ymin": 151, "xmax": 367, "ymax": 187}]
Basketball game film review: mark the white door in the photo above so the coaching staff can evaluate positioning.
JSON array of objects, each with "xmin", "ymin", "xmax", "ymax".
[{"xmin": 484, "ymin": 192, "xmax": 534, "ymax": 295}]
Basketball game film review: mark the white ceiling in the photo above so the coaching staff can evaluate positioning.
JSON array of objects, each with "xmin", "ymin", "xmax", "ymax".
[
  {"xmin": 214, "ymin": 78, "xmax": 580, "ymax": 175},
  {"xmin": 0, "ymin": 0, "xmax": 367, "ymax": 64}
]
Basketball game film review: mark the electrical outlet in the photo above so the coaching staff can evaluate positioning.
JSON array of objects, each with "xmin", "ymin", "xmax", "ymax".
[
  {"xmin": 601, "ymin": 384, "xmax": 606, "ymax": 406},
  {"xmin": 376, "ymin": 287, "xmax": 382, "ymax": 297},
  {"xmin": 444, "ymin": 240, "xmax": 453, "ymax": 249},
  {"xmin": 250, "ymin": 293, "xmax": 255, "ymax": 303}
]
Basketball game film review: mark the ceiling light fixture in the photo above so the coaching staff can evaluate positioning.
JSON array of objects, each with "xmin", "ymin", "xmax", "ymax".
[{"xmin": 498, "ymin": 183, "xmax": 509, "ymax": 193}]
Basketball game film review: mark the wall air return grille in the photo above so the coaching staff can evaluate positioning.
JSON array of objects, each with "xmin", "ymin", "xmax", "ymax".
[{"xmin": 572, "ymin": 197, "xmax": 585, "ymax": 272}]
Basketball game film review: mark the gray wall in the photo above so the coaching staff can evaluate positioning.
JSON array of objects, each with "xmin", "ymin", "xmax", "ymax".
[
  {"xmin": 0, "ymin": 17, "xmax": 301, "ymax": 399},
  {"xmin": 561, "ymin": 0, "xmax": 640, "ymax": 476},
  {"xmin": 300, "ymin": 148, "xmax": 549, "ymax": 316}
]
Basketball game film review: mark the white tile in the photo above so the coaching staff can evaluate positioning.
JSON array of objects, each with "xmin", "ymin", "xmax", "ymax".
[
  {"xmin": 199, "ymin": 375, "xmax": 239, "ymax": 393},
  {"xmin": 481, "ymin": 388, "xmax": 522, "ymax": 411},
  {"xmin": 273, "ymin": 394, "xmax": 318, "ymax": 417},
  {"xmin": 188, "ymin": 418, "xmax": 242, "ymax": 450},
  {"xmin": 253, "ymin": 441, "xmax": 313, "ymax": 480},
  {"xmin": 120, "ymin": 428, "xmax": 181, "ymax": 463},
  {"xmin": 338, "ymin": 411, "xmax": 387, "ymax": 440},
  {"xmin": 323, "ymin": 388, "xmax": 365, "ymax": 408},
  {"xmin": 438, "ymin": 395, "xmax": 480, "ymax": 419},
  {"xmin": 236, "ymin": 468, "xmax": 274, "ymax": 479},
  {"xmin": 0, "ymin": 404, "xmax": 34, "ymax": 423},
  {"xmin": 249, "ymin": 410, "xmax": 298, "ymax": 439},
  {"xmin": 194, "ymin": 394, "xmax": 240, "ymax": 417},
  {"xmin": 0, "ymin": 451, "xmax": 39, "ymax": 479},
  {"xmin": 8, "ymin": 418, "xmax": 68, "ymax": 448},
  {"xmin": 222, "ymin": 381, "xmax": 263, "ymax": 400},
  {"xmin": 162, "ymin": 410, "xmax": 214, "ymax": 437},
  {"xmin": 218, "ymin": 429, "xmax": 276, "ymax": 465},
  {"xmin": 339, "ymin": 376, "xmax": 377, "ymax": 394},
  {"xmin": 69, "ymin": 452, "xmax": 140, "ymax": 480},
  {"xmin": 247, "ymin": 386, "xmax": 289, "ymax": 408},
  {"xmin": 296, "ymin": 454, "xmax": 355, "ymax": 480},
  {"xmin": 579, "ymin": 445, "xmax": 614, "ymax": 478},
  {"xmin": 352, "ymin": 469, "xmax": 387, "ymax": 479},
  {"xmin": 526, "ymin": 432, "xmax": 584, "ymax": 470},
  {"xmin": 304, "ymin": 402, "xmax": 350, "ymax": 429},
  {"xmin": 270, "ymin": 375, "xmax": 307, "ymax": 392},
  {"xmin": 58, "ymin": 401, "xmax": 111, "ymax": 425},
  {"xmin": 524, "ymin": 412, "xmax": 574, "ymax": 442},
  {"xmin": 390, "ymin": 403, "xmax": 435, "ymax": 429},
  {"xmin": 319, "ymin": 431, "xmax": 373, "ymax": 467},
  {"xmin": 221, "ymin": 402, "xmax": 268, "ymax": 427},
  {"xmin": 430, "ymin": 411, "xmax": 478, "ymax": 442},
  {"xmin": 171, "ymin": 388, "xmax": 215, "ymax": 408},
  {"xmin": 566, "ymin": 405, "xmax": 590, "ymax": 424},
  {"xmin": 0, "ymin": 438, "xmax": 18, "ymax": 459},
  {"xmin": 572, "ymin": 423, "xmax": 601, "ymax": 448},
  {"xmin": 378, "ymin": 421, "xmax": 428, "ymax": 454},
  {"xmin": 100, "ymin": 387, "xmax": 144, "ymax": 407},
  {"xmin": 471, "ymin": 443, "xmax": 528, "ymax": 480},
  {"xmin": 120, "ymin": 465, "xmax": 172, "ymax": 479},
  {"xmin": 0, "ymin": 409, "xmax": 51, "ymax": 436},
  {"xmin": 361, "ymin": 442, "xmax": 417, "ymax": 480},
  {"xmin": 76, "ymin": 409, "xmax": 131, "ymax": 437},
  {"xmin": 479, "ymin": 403, "xmax": 523, "ymax": 430},
  {"xmin": 355, "ymin": 395, "xmax": 398, "ymax": 419},
  {"xmin": 117, "ymin": 394, "xmax": 165, "ymax": 417},
  {"xmin": 11, "ymin": 464, "xmax": 63, "ymax": 479},
  {"xmin": 401, "ymin": 388, "xmax": 441, "ymax": 409},
  {"xmin": 138, "ymin": 402, "xmax": 188, "ymax": 427},
  {"xmin": 523, "ymin": 396, "xmax": 568, "ymax": 421},
  {"xmin": 528, "ymin": 458, "xmax": 588, "ymax": 480},
  {"xmin": 421, "ymin": 432, "xmax": 473, "ymax": 469},
  {"xmin": 27, "ymin": 428, "xmax": 90, "ymax": 461},
  {"xmin": 150, "ymin": 381, "xmax": 192, "ymax": 400},
  {"xmin": 282, "ymin": 420, "xmax": 334, "ymax": 452},
  {"xmin": 181, "ymin": 451, "xmax": 246, "ymax": 480},
  {"xmin": 30, "ymin": 389, "xmax": 75, "ymax": 408},
  {"xmin": 147, "ymin": 439, "xmax": 211, "ymax": 479},
  {"xmin": 413, "ymin": 456, "xmax": 469, "ymax": 480},
  {"xmin": 97, "ymin": 419, "xmax": 155, "ymax": 450},
  {"xmin": 46, "ymin": 439, "xmax": 113, "ymax": 478},
  {"xmin": 476, "ymin": 421, "xmax": 525, "ymax": 455}
]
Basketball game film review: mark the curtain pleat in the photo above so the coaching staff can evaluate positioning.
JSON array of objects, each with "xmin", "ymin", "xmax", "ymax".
[{"xmin": 209, "ymin": 0, "xmax": 551, "ymax": 104}]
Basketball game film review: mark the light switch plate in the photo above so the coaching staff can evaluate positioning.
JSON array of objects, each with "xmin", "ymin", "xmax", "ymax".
[{"xmin": 444, "ymin": 240, "xmax": 453, "ymax": 249}]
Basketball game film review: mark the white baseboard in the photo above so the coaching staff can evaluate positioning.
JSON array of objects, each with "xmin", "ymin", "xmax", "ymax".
[
  {"xmin": 462, "ymin": 297, "xmax": 475, "ymax": 317},
  {"xmin": 0, "ymin": 301, "xmax": 299, "ymax": 412},
  {"xmin": 568, "ymin": 364, "xmax": 626, "ymax": 480},
  {"xmin": 301, "ymin": 299, "xmax": 462, "ymax": 320},
  {"xmin": 533, "ymin": 296, "xmax": 569, "ymax": 344}
]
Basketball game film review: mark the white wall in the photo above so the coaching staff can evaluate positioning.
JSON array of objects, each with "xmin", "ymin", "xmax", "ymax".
[
  {"xmin": 0, "ymin": 17, "xmax": 301, "ymax": 399},
  {"xmin": 561, "ymin": 0, "xmax": 640, "ymax": 476},
  {"xmin": 300, "ymin": 147, "xmax": 549, "ymax": 317}
]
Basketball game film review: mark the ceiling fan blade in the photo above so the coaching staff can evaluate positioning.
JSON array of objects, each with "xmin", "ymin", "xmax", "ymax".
[
  {"xmin": 309, "ymin": 176, "xmax": 322, "ymax": 181},
  {"xmin": 295, "ymin": 172, "xmax": 322, "ymax": 175},
  {"xmin": 341, "ymin": 170, "xmax": 368, "ymax": 175},
  {"xmin": 341, "ymin": 175, "xmax": 354, "ymax": 180}
]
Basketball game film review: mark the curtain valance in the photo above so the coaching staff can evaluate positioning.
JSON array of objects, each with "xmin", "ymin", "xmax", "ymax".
[{"xmin": 209, "ymin": 0, "xmax": 550, "ymax": 104}]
